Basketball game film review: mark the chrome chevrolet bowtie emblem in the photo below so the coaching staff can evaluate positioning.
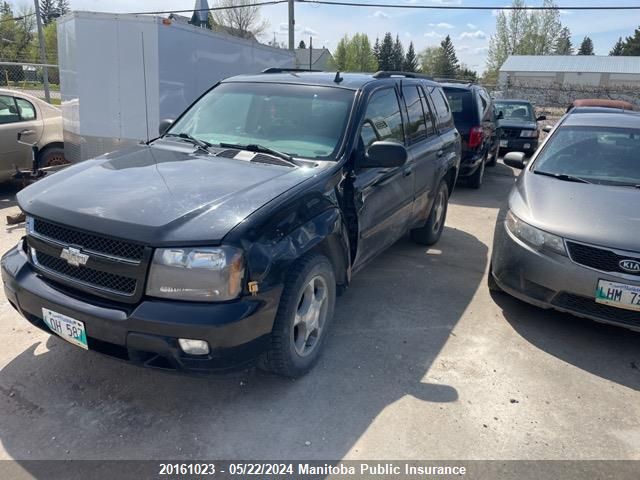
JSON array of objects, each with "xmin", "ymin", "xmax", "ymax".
[{"xmin": 60, "ymin": 247, "xmax": 89, "ymax": 267}]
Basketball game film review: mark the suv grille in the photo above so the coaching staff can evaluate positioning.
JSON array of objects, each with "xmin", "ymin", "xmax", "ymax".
[
  {"xmin": 567, "ymin": 241, "xmax": 640, "ymax": 277},
  {"xmin": 33, "ymin": 218, "xmax": 144, "ymax": 261},
  {"xmin": 34, "ymin": 251, "xmax": 137, "ymax": 295},
  {"xmin": 501, "ymin": 128, "xmax": 521, "ymax": 139}
]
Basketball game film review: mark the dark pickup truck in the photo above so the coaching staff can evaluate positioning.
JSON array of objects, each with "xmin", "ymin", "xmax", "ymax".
[{"xmin": 2, "ymin": 71, "xmax": 461, "ymax": 377}]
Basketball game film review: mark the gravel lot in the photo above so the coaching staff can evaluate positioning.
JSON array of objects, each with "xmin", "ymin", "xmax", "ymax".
[{"xmin": 0, "ymin": 163, "xmax": 639, "ymax": 462}]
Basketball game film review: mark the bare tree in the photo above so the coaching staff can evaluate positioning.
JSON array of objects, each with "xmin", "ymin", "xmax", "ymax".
[{"xmin": 211, "ymin": 0, "xmax": 268, "ymax": 39}]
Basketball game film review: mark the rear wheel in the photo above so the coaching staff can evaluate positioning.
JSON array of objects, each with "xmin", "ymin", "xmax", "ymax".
[
  {"xmin": 486, "ymin": 142, "xmax": 499, "ymax": 167},
  {"xmin": 260, "ymin": 253, "xmax": 336, "ymax": 378},
  {"xmin": 467, "ymin": 154, "xmax": 485, "ymax": 189},
  {"xmin": 38, "ymin": 146, "xmax": 67, "ymax": 168},
  {"xmin": 410, "ymin": 180, "xmax": 449, "ymax": 246}
]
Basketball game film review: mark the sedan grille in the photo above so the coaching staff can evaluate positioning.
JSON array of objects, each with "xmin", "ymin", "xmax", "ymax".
[
  {"xmin": 553, "ymin": 293, "xmax": 640, "ymax": 327},
  {"xmin": 567, "ymin": 241, "xmax": 640, "ymax": 277},
  {"xmin": 34, "ymin": 251, "xmax": 137, "ymax": 296},
  {"xmin": 501, "ymin": 128, "xmax": 521, "ymax": 139},
  {"xmin": 33, "ymin": 218, "xmax": 144, "ymax": 262}
]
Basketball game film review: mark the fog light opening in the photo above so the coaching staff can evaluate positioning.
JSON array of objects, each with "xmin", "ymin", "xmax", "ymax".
[{"xmin": 178, "ymin": 338, "xmax": 210, "ymax": 356}]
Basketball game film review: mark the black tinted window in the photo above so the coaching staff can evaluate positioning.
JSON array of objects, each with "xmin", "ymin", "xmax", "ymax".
[
  {"xmin": 418, "ymin": 87, "xmax": 436, "ymax": 137},
  {"xmin": 444, "ymin": 89, "xmax": 476, "ymax": 127},
  {"xmin": 361, "ymin": 88, "xmax": 404, "ymax": 147},
  {"xmin": 431, "ymin": 89, "xmax": 453, "ymax": 129},
  {"xmin": 402, "ymin": 86, "xmax": 428, "ymax": 145}
]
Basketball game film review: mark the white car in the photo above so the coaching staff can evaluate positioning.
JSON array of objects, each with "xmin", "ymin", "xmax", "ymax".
[{"xmin": 0, "ymin": 89, "xmax": 65, "ymax": 182}]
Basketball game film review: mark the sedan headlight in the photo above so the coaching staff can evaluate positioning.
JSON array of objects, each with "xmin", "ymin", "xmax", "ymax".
[
  {"xmin": 520, "ymin": 130, "xmax": 538, "ymax": 138},
  {"xmin": 505, "ymin": 211, "xmax": 566, "ymax": 256},
  {"xmin": 146, "ymin": 246, "xmax": 244, "ymax": 301}
]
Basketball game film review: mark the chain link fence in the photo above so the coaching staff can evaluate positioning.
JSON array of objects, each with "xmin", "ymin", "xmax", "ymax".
[{"xmin": 0, "ymin": 62, "xmax": 60, "ymax": 104}]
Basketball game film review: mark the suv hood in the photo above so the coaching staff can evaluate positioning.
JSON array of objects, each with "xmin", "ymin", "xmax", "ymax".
[
  {"xmin": 18, "ymin": 143, "xmax": 320, "ymax": 245},
  {"xmin": 510, "ymin": 172, "xmax": 640, "ymax": 252}
]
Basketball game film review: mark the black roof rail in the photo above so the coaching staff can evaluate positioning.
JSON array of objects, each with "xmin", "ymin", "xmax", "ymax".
[
  {"xmin": 434, "ymin": 77, "xmax": 477, "ymax": 86},
  {"xmin": 262, "ymin": 68, "xmax": 323, "ymax": 74},
  {"xmin": 372, "ymin": 71, "xmax": 434, "ymax": 80}
]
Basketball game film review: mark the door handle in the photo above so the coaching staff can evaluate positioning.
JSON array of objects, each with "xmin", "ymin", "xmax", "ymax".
[
  {"xmin": 19, "ymin": 129, "xmax": 35, "ymax": 135},
  {"xmin": 403, "ymin": 165, "xmax": 413, "ymax": 177}
]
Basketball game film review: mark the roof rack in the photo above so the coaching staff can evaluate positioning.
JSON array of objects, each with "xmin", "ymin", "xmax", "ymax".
[
  {"xmin": 434, "ymin": 77, "xmax": 477, "ymax": 85},
  {"xmin": 262, "ymin": 68, "xmax": 323, "ymax": 74},
  {"xmin": 372, "ymin": 71, "xmax": 434, "ymax": 80}
]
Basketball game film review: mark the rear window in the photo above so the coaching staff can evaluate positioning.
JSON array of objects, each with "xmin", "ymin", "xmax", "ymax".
[{"xmin": 444, "ymin": 89, "xmax": 476, "ymax": 126}]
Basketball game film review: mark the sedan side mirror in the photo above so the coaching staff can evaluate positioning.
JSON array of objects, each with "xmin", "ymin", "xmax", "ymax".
[
  {"xmin": 542, "ymin": 125, "xmax": 553, "ymax": 133},
  {"xmin": 504, "ymin": 151, "xmax": 527, "ymax": 169},
  {"xmin": 159, "ymin": 118, "xmax": 175, "ymax": 135},
  {"xmin": 536, "ymin": 115, "xmax": 547, "ymax": 122},
  {"xmin": 359, "ymin": 141, "xmax": 407, "ymax": 168}
]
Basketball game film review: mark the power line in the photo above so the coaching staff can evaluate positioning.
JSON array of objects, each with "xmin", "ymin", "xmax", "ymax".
[{"xmin": 298, "ymin": 0, "xmax": 640, "ymax": 10}]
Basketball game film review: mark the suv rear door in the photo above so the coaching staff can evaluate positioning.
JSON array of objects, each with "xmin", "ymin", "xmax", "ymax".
[{"xmin": 352, "ymin": 86, "xmax": 414, "ymax": 270}]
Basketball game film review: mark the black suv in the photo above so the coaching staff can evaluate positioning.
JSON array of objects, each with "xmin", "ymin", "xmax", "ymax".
[
  {"xmin": 441, "ymin": 82, "xmax": 499, "ymax": 188},
  {"xmin": 2, "ymin": 71, "xmax": 461, "ymax": 378},
  {"xmin": 494, "ymin": 99, "xmax": 546, "ymax": 156}
]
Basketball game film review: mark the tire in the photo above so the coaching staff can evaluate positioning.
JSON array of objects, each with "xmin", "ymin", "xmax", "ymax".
[
  {"xmin": 486, "ymin": 143, "xmax": 498, "ymax": 167},
  {"xmin": 467, "ymin": 154, "xmax": 486, "ymax": 189},
  {"xmin": 487, "ymin": 263, "xmax": 503, "ymax": 293},
  {"xmin": 410, "ymin": 180, "xmax": 449, "ymax": 246},
  {"xmin": 260, "ymin": 253, "xmax": 336, "ymax": 378},
  {"xmin": 38, "ymin": 146, "xmax": 68, "ymax": 168}
]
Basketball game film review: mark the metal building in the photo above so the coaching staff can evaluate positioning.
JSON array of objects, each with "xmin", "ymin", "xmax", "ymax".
[{"xmin": 499, "ymin": 55, "xmax": 640, "ymax": 88}]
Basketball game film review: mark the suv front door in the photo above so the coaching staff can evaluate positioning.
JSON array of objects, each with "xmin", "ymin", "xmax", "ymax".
[{"xmin": 352, "ymin": 86, "xmax": 414, "ymax": 270}]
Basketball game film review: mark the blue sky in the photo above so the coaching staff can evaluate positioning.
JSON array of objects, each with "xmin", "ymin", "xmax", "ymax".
[{"xmin": 8, "ymin": 0, "xmax": 640, "ymax": 72}]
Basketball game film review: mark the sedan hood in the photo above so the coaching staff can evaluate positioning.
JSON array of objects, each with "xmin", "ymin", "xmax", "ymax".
[
  {"xmin": 511, "ymin": 172, "xmax": 640, "ymax": 252},
  {"xmin": 18, "ymin": 143, "xmax": 320, "ymax": 245}
]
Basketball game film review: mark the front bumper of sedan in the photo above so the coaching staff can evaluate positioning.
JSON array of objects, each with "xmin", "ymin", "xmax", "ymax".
[{"xmin": 491, "ymin": 219, "xmax": 640, "ymax": 332}]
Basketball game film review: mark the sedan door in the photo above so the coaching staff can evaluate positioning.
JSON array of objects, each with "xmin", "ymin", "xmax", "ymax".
[
  {"xmin": 0, "ymin": 95, "xmax": 43, "ymax": 180},
  {"xmin": 352, "ymin": 86, "xmax": 414, "ymax": 271}
]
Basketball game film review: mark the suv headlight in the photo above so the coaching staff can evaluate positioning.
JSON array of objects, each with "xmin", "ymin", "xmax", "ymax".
[
  {"xmin": 520, "ymin": 130, "xmax": 538, "ymax": 138},
  {"xmin": 505, "ymin": 211, "xmax": 566, "ymax": 256},
  {"xmin": 146, "ymin": 246, "xmax": 244, "ymax": 301}
]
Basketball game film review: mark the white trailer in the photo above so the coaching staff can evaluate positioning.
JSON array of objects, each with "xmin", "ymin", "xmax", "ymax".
[{"xmin": 57, "ymin": 11, "xmax": 295, "ymax": 162}]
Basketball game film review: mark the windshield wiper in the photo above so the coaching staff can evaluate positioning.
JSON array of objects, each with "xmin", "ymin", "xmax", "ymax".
[
  {"xmin": 533, "ymin": 170, "xmax": 592, "ymax": 184},
  {"xmin": 219, "ymin": 142, "xmax": 297, "ymax": 167},
  {"xmin": 165, "ymin": 133, "xmax": 212, "ymax": 153}
]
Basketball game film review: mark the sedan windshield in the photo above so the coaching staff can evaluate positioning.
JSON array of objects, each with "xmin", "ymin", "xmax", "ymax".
[
  {"xmin": 532, "ymin": 125, "xmax": 640, "ymax": 186},
  {"xmin": 166, "ymin": 82, "xmax": 354, "ymax": 160},
  {"xmin": 495, "ymin": 102, "xmax": 535, "ymax": 122}
]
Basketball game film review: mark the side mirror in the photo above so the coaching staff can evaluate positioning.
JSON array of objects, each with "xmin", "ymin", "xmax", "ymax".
[
  {"xmin": 159, "ymin": 118, "xmax": 174, "ymax": 135},
  {"xmin": 496, "ymin": 111, "xmax": 504, "ymax": 120},
  {"xmin": 542, "ymin": 125, "xmax": 553, "ymax": 133},
  {"xmin": 359, "ymin": 141, "xmax": 407, "ymax": 168},
  {"xmin": 504, "ymin": 151, "xmax": 526, "ymax": 169},
  {"xmin": 536, "ymin": 115, "xmax": 547, "ymax": 122}
]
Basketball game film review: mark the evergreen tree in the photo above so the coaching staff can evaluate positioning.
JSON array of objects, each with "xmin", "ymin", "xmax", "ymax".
[
  {"xmin": 39, "ymin": 0, "xmax": 57, "ymax": 24},
  {"xmin": 609, "ymin": 37, "xmax": 624, "ymax": 56},
  {"xmin": 334, "ymin": 35, "xmax": 349, "ymax": 70},
  {"xmin": 434, "ymin": 35, "xmax": 459, "ymax": 77},
  {"xmin": 403, "ymin": 41, "xmax": 418, "ymax": 72},
  {"xmin": 378, "ymin": 32, "xmax": 394, "ymax": 71},
  {"xmin": 554, "ymin": 27, "xmax": 573, "ymax": 55},
  {"xmin": 57, "ymin": 0, "xmax": 70, "ymax": 16},
  {"xmin": 577, "ymin": 36, "xmax": 594, "ymax": 55},
  {"xmin": 392, "ymin": 35, "xmax": 404, "ymax": 71},
  {"xmin": 621, "ymin": 27, "xmax": 640, "ymax": 55},
  {"xmin": 458, "ymin": 64, "xmax": 478, "ymax": 81},
  {"xmin": 373, "ymin": 37, "xmax": 380, "ymax": 67},
  {"xmin": 298, "ymin": 40, "xmax": 306, "ymax": 49}
]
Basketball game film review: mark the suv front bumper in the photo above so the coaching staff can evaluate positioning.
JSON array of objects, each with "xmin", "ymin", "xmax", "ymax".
[{"xmin": 2, "ymin": 240, "xmax": 279, "ymax": 373}]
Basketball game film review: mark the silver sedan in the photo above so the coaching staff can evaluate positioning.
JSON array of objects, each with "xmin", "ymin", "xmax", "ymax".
[{"xmin": 490, "ymin": 106, "xmax": 640, "ymax": 331}]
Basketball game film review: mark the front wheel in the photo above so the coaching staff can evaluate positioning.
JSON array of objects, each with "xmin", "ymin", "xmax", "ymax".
[
  {"xmin": 410, "ymin": 180, "xmax": 449, "ymax": 246},
  {"xmin": 38, "ymin": 146, "xmax": 68, "ymax": 168},
  {"xmin": 260, "ymin": 253, "xmax": 336, "ymax": 378}
]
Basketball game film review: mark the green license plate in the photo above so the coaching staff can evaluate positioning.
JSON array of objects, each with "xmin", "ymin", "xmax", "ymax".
[{"xmin": 42, "ymin": 308, "xmax": 88, "ymax": 350}]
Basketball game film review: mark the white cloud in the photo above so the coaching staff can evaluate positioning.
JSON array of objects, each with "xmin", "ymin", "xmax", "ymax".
[
  {"xmin": 302, "ymin": 27, "xmax": 318, "ymax": 36},
  {"xmin": 424, "ymin": 31, "xmax": 443, "ymax": 38},
  {"xmin": 460, "ymin": 30, "xmax": 487, "ymax": 40},
  {"xmin": 371, "ymin": 10, "xmax": 390, "ymax": 19},
  {"xmin": 428, "ymin": 22, "xmax": 454, "ymax": 29},
  {"xmin": 467, "ymin": 23, "xmax": 477, "ymax": 29}
]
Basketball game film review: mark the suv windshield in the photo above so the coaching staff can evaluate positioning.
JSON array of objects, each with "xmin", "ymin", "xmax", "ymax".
[
  {"xmin": 443, "ymin": 89, "xmax": 475, "ymax": 127},
  {"xmin": 167, "ymin": 82, "xmax": 355, "ymax": 160},
  {"xmin": 495, "ymin": 102, "xmax": 535, "ymax": 122},
  {"xmin": 533, "ymin": 125, "xmax": 640, "ymax": 186}
]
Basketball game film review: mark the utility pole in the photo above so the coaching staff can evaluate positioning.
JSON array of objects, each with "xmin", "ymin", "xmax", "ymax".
[
  {"xmin": 288, "ymin": 0, "xmax": 294, "ymax": 50},
  {"xmin": 309, "ymin": 36, "xmax": 312, "ymax": 71},
  {"xmin": 33, "ymin": 0, "xmax": 51, "ymax": 103}
]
